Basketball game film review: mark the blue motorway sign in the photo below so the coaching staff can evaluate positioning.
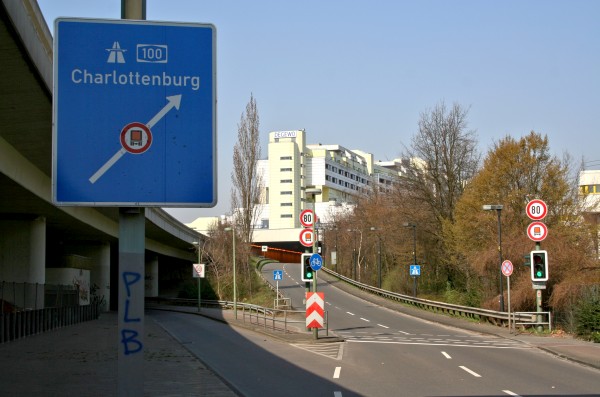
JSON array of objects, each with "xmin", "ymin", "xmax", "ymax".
[
  {"xmin": 52, "ymin": 18, "xmax": 216, "ymax": 206},
  {"xmin": 410, "ymin": 265, "xmax": 421, "ymax": 276},
  {"xmin": 310, "ymin": 253, "xmax": 323, "ymax": 271},
  {"xmin": 273, "ymin": 270, "xmax": 283, "ymax": 281}
]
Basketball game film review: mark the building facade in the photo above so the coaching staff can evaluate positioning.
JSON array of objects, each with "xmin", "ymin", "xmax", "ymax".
[{"xmin": 255, "ymin": 130, "xmax": 404, "ymax": 231}]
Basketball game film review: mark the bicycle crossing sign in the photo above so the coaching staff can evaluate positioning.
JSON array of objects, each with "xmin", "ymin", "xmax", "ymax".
[{"xmin": 410, "ymin": 265, "xmax": 421, "ymax": 276}]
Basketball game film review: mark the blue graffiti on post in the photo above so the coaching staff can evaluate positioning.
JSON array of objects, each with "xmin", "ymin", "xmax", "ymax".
[{"xmin": 120, "ymin": 271, "xmax": 143, "ymax": 355}]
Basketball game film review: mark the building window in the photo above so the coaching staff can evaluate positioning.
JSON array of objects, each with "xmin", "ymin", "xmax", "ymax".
[
  {"xmin": 280, "ymin": 156, "xmax": 292, "ymax": 160},
  {"xmin": 281, "ymin": 214, "xmax": 293, "ymax": 218},
  {"xmin": 281, "ymin": 191, "xmax": 292, "ymax": 195},
  {"xmin": 280, "ymin": 179, "xmax": 292, "ymax": 183},
  {"xmin": 280, "ymin": 168, "xmax": 292, "ymax": 172},
  {"xmin": 281, "ymin": 202, "xmax": 292, "ymax": 206}
]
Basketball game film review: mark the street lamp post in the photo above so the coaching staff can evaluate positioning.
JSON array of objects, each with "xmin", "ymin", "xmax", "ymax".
[
  {"xmin": 370, "ymin": 227, "xmax": 382, "ymax": 289},
  {"xmin": 192, "ymin": 240, "xmax": 202, "ymax": 312},
  {"xmin": 403, "ymin": 222, "xmax": 417, "ymax": 297},
  {"xmin": 483, "ymin": 204, "xmax": 505, "ymax": 312},
  {"xmin": 346, "ymin": 229, "xmax": 358, "ymax": 280},
  {"xmin": 224, "ymin": 227, "xmax": 237, "ymax": 319}
]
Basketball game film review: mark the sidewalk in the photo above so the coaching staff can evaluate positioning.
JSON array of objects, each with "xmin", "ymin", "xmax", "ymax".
[{"xmin": 0, "ymin": 311, "xmax": 239, "ymax": 396}]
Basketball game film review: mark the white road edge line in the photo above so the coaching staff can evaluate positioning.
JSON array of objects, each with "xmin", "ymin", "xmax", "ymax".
[
  {"xmin": 502, "ymin": 391, "xmax": 521, "ymax": 396},
  {"xmin": 333, "ymin": 366, "xmax": 341, "ymax": 379},
  {"xmin": 360, "ymin": 318, "xmax": 370, "ymax": 322},
  {"xmin": 459, "ymin": 366, "xmax": 481, "ymax": 377},
  {"xmin": 377, "ymin": 324, "xmax": 389, "ymax": 329},
  {"xmin": 441, "ymin": 351, "xmax": 452, "ymax": 359},
  {"xmin": 397, "ymin": 330, "xmax": 411, "ymax": 335},
  {"xmin": 346, "ymin": 312, "xmax": 355, "ymax": 316}
]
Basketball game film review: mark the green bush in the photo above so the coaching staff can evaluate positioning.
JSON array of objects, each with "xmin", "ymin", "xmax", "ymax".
[{"xmin": 574, "ymin": 287, "xmax": 600, "ymax": 342}]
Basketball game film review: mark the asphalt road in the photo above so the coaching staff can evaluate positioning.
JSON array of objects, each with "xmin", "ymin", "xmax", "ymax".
[{"xmin": 152, "ymin": 263, "xmax": 600, "ymax": 396}]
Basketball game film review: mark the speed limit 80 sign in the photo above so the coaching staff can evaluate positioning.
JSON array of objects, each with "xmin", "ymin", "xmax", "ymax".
[
  {"xmin": 299, "ymin": 209, "xmax": 315, "ymax": 227},
  {"xmin": 526, "ymin": 199, "xmax": 548, "ymax": 221}
]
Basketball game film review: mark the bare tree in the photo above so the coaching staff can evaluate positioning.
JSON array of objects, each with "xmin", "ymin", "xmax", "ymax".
[
  {"xmin": 231, "ymin": 93, "xmax": 263, "ymax": 244},
  {"xmin": 402, "ymin": 101, "xmax": 480, "ymax": 226}
]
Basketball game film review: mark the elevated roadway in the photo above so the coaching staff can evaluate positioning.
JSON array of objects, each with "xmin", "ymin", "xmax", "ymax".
[{"xmin": 0, "ymin": 0, "xmax": 202, "ymax": 310}]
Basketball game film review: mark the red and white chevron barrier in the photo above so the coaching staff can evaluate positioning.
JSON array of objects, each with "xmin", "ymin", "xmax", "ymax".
[{"xmin": 306, "ymin": 292, "xmax": 324, "ymax": 329}]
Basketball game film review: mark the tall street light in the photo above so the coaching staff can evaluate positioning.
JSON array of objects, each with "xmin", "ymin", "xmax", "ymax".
[
  {"xmin": 346, "ymin": 229, "xmax": 358, "ymax": 280},
  {"xmin": 192, "ymin": 240, "xmax": 202, "ymax": 312},
  {"xmin": 224, "ymin": 226, "xmax": 237, "ymax": 319},
  {"xmin": 403, "ymin": 222, "xmax": 417, "ymax": 297},
  {"xmin": 370, "ymin": 227, "xmax": 382, "ymax": 289},
  {"xmin": 483, "ymin": 204, "xmax": 505, "ymax": 312}
]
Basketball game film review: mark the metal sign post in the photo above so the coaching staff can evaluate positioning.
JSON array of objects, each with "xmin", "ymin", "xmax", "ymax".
[{"xmin": 501, "ymin": 260, "xmax": 514, "ymax": 333}]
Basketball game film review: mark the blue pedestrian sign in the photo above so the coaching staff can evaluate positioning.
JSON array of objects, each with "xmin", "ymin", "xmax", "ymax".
[
  {"xmin": 410, "ymin": 265, "xmax": 421, "ymax": 276},
  {"xmin": 310, "ymin": 253, "xmax": 323, "ymax": 271},
  {"xmin": 273, "ymin": 270, "xmax": 283, "ymax": 281},
  {"xmin": 52, "ymin": 18, "xmax": 216, "ymax": 206}
]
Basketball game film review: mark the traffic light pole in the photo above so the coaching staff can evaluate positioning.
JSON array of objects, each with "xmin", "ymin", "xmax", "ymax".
[
  {"xmin": 312, "ymin": 220, "xmax": 318, "ymax": 340},
  {"xmin": 535, "ymin": 242, "xmax": 543, "ymax": 332}
]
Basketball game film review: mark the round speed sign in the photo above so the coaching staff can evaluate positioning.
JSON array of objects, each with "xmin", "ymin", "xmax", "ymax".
[
  {"xmin": 526, "ymin": 199, "xmax": 548, "ymax": 221},
  {"xmin": 299, "ymin": 209, "xmax": 315, "ymax": 227}
]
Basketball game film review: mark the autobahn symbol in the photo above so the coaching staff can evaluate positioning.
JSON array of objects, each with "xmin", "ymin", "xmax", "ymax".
[
  {"xmin": 273, "ymin": 270, "xmax": 283, "ymax": 281},
  {"xmin": 410, "ymin": 265, "xmax": 421, "ymax": 276}
]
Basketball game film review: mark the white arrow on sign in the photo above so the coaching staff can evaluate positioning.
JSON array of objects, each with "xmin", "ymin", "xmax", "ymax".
[{"xmin": 89, "ymin": 95, "xmax": 182, "ymax": 184}]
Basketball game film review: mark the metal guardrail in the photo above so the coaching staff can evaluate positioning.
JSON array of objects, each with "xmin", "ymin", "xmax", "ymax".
[
  {"xmin": 321, "ymin": 267, "xmax": 551, "ymax": 330},
  {"xmin": 146, "ymin": 297, "xmax": 317, "ymax": 334}
]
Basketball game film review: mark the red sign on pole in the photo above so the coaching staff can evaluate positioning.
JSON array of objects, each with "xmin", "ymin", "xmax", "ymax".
[
  {"xmin": 527, "ymin": 221, "xmax": 548, "ymax": 242},
  {"xmin": 299, "ymin": 228, "xmax": 314, "ymax": 247},
  {"xmin": 526, "ymin": 199, "xmax": 548, "ymax": 221},
  {"xmin": 501, "ymin": 260, "xmax": 513, "ymax": 277},
  {"xmin": 306, "ymin": 292, "xmax": 324, "ymax": 329},
  {"xmin": 299, "ymin": 209, "xmax": 315, "ymax": 228}
]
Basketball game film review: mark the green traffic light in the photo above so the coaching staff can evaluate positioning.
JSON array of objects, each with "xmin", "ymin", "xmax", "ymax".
[{"xmin": 306, "ymin": 272, "xmax": 313, "ymax": 279}]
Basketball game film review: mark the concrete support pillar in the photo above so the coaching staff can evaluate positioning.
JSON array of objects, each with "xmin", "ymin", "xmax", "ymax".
[
  {"xmin": 91, "ymin": 242, "xmax": 111, "ymax": 311},
  {"xmin": 0, "ymin": 217, "xmax": 46, "ymax": 309},
  {"xmin": 145, "ymin": 256, "xmax": 159, "ymax": 297}
]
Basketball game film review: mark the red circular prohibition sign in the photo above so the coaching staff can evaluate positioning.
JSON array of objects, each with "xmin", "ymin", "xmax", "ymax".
[{"xmin": 120, "ymin": 122, "xmax": 152, "ymax": 154}]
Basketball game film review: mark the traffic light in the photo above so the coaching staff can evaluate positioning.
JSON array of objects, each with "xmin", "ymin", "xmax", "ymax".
[
  {"xmin": 301, "ymin": 253, "xmax": 313, "ymax": 282},
  {"xmin": 530, "ymin": 250, "xmax": 549, "ymax": 282}
]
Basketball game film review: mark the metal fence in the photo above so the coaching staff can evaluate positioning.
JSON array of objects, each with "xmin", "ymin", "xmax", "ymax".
[
  {"xmin": 0, "ymin": 281, "xmax": 100, "ymax": 343},
  {"xmin": 321, "ymin": 267, "xmax": 552, "ymax": 331},
  {"xmin": 146, "ymin": 297, "xmax": 322, "ymax": 335}
]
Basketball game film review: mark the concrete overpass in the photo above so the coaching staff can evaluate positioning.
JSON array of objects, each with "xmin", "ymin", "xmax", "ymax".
[{"xmin": 0, "ymin": 0, "xmax": 203, "ymax": 311}]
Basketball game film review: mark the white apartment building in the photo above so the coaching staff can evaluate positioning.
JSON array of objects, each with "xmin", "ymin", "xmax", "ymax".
[{"xmin": 255, "ymin": 130, "xmax": 404, "ymax": 232}]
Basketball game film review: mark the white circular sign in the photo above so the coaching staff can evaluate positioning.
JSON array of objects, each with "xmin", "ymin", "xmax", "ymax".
[
  {"xmin": 527, "ymin": 221, "xmax": 548, "ymax": 242},
  {"xmin": 501, "ymin": 260, "xmax": 513, "ymax": 277},
  {"xmin": 526, "ymin": 199, "xmax": 548, "ymax": 221},
  {"xmin": 299, "ymin": 228, "xmax": 314, "ymax": 247},
  {"xmin": 299, "ymin": 209, "xmax": 315, "ymax": 227}
]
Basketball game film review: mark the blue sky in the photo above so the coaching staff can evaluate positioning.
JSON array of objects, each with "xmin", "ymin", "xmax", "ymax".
[{"xmin": 38, "ymin": 0, "xmax": 600, "ymax": 222}]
